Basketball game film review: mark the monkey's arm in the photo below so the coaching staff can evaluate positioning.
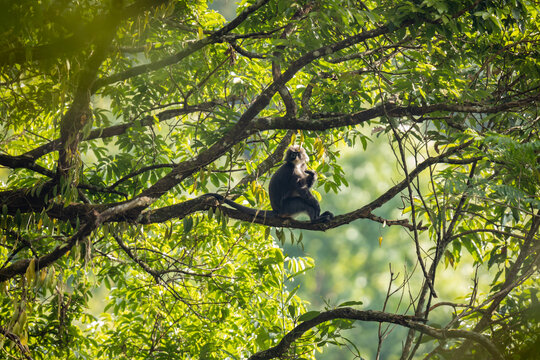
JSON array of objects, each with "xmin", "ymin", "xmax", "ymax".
[{"xmin": 304, "ymin": 170, "xmax": 317, "ymax": 188}]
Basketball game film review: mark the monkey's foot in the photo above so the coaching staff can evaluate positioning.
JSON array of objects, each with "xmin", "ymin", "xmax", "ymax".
[{"xmin": 311, "ymin": 211, "xmax": 334, "ymax": 223}]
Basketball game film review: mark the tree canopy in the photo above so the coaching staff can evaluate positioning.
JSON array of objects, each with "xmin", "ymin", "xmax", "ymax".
[{"xmin": 1, "ymin": 0, "xmax": 539, "ymax": 359}]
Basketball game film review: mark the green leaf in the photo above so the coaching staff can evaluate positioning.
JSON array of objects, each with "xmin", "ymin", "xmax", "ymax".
[
  {"xmin": 298, "ymin": 310, "xmax": 321, "ymax": 322},
  {"xmin": 183, "ymin": 216, "xmax": 194, "ymax": 234},
  {"xmin": 511, "ymin": 207, "xmax": 520, "ymax": 222},
  {"xmin": 337, "ymin": 300, "xmax": 363, "ymax": 307},
  {"xmin": 285, "ymin": 284, "xmax": 300, "ymax": 305},
  {"xmin": 288, "ymin": 304, "xmax": 296, "ymax": 318}
]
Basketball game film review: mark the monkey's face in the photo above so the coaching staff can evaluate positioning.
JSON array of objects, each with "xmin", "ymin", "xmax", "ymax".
[{"xmin": 286, "ymin": 146, "xmax": 309, "ymax": 165}]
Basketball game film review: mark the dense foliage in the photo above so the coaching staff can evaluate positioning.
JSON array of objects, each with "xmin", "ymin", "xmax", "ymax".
[{"xmin": 1, "ymin": 0, "xmax": 539, "ymax": 359}]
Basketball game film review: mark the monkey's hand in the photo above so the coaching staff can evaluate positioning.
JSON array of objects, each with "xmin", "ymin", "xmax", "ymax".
[{"xmin": 304, "ymin": 170, "xmax": 317, "ymax": 188}]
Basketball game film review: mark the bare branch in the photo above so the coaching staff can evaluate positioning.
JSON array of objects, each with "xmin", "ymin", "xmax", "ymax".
[
  {"xmin": 389, "ymin": 116, "xmax": 437, "ymax": 298},
  {"xmin": 0, "ymin": 154, "xmax": 55, "ymax": 177},
  {"xmin": 228, "ymin": 41, "xmax": 267, "ymax": 59},
  {"xmin": 247, "ymin": 307, "xmax": 503, "ymax": 360}
]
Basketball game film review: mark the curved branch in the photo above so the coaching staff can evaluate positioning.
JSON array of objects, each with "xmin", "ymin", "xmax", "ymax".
[
  {"xmin": 113, "ymin": 233, "xmax": 213, "ymax": 280},
  {"xmin": 159, "ymin": 132, "xmax": 476, "ymax": 231},
  {"xmin": 228, "ymin": 41, "xmax": 267, "ymax": 59},
  {"xmin": 91, "ymin": 0, "xmax": 272, "ymax": 92},
  {"xmin": 212, "ymin": 205, "xmax": 418, "ymax": 231},
  {"xmin": 247, "ymin": 307, "xmax": 503, "ymax": 360},
  {"xmin": 138, "ymin": 141, "xmax": 472, "ymax": 230},
  {"xmin": 254, "ymin": 93, "xmax": 540, "ymax": 131},
  {"xmin": 0, "ymin": 154, "xmax": 55, "ymax": 177},
  {"xmin": 24, "ymin": 103, "xmax": 220, "ymax": 161},
  {"xmin": 1, "ymin": 137, "xmax": 472, "ymax": 229},
  {"xmin": 113, "ymin": 233, "xmax": 161, "ymax": 281}
]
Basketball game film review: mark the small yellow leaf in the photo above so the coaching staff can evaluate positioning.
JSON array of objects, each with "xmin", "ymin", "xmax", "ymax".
[
  {"xmin": 25, "ymin": 259, "xmax": 36, "ymax": 283},
  {"xmin": 378, "ymin": 236, "xmax": 383, "ymax": 247},
  {"xmin": 20, "ymin": 331, "xmax": 28, "ymax": 346}
]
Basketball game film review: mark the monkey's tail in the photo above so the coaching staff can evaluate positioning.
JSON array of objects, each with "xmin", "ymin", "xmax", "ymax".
[{"xmin": 205, "ymin": 193, "xmax": 275, "ymax": 218}]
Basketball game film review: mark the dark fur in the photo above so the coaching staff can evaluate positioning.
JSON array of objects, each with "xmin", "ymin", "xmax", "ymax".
[{"xmin": 210, "ymin": 146, "xmax": 333, "ymax": 223}]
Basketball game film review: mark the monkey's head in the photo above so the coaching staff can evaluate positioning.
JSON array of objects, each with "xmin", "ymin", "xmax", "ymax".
[{"xmin": 285, "ymin": 145, "xmax": 309, "ymax": 165}]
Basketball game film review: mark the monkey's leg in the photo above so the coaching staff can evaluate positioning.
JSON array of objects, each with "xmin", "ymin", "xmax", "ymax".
[{"xmin": 280, "ymin": 197, "xmax": 320, "ymax": 221}]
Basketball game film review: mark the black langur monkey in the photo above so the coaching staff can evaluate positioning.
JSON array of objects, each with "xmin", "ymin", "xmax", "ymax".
[
  {"xmin": 269, "ymin": 145, "xmax": 333, "ymax": 222},
  {"xmin": 210, "ymin": 146, "xmax": 333, "ymax": 223}
]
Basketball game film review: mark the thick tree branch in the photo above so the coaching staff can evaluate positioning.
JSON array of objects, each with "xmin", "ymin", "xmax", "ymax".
[
  {"xmin": 0, "ymin": 197, "xmax": 153, "ymax": 283},
  {"xmin": 138, "ymin": 195, "xmax": 415, "ymax": 231},
  {"xmin": 137, "ymin": 143, "xmax": 469, "ymax": 231},
  {"xmin": 57, "ymin": 4, "xmax": 125, "ymax": 177},
  {"xmin": 247, "ymin": 308, "xmax": 503, "ymax": 360},
  {"xmin": 0, "ymin": 137, "xmax": 472, "ymax": 229},
  {"xmin": 0, "ymin": 154, "xmax": 55, "ymax": 177}
]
